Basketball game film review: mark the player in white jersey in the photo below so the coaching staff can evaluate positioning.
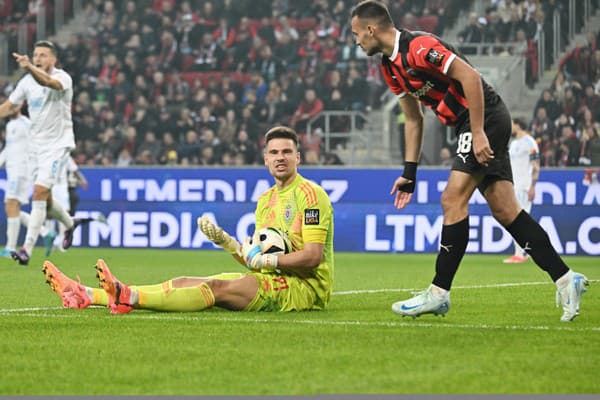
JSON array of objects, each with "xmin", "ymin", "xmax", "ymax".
[
  {"xmin": 0, "ymin": 108, "xmax": 33, "ymax": 257},
  {"xmin": 0, "ymin": 41, "xmax": 87, "ymax": 265},
  {"xmin": 0, "ymin": 108, "xmax": 56, "ymax": 257},
  {"xmin": 504, "ymin": 117, "xmax": 540, "ymax": 263}
]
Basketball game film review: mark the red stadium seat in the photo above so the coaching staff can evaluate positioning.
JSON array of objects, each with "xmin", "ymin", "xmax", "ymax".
[
  {"xmin": 294, "ymin": 17, "xmax": 317, "ymax": 33},
  {"xmin": 181, "ymin": 55, "xmax": 195, "ymax": 72}
]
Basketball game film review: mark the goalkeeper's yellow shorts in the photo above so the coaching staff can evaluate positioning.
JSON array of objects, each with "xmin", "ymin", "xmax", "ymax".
[{"xmin": 208, "ymin": 271, "xmax": 319, "ymax": 312}]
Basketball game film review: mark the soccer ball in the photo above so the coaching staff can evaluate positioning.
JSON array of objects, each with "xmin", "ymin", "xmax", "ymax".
[{"xmin": 253, "ymin": 227, "xmax": 292, "ymax": 255}]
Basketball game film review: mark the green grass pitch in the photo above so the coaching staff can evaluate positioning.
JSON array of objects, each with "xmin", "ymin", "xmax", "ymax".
[{"xmin": 0, "ymin": 248, "xmax": 597, "ymax": 395}]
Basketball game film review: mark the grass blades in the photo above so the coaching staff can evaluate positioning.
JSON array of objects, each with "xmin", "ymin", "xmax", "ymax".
[{"xmin": 0, "ymin": 249, "xmax": 597, "ymax": 395}]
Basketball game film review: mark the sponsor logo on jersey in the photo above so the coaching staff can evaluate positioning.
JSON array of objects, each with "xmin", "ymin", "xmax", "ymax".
[
  {"xmin": 304, "ymin": 209, "xmax": 320, "ymax": 225},
  {"xmin": 426, "ymin": 49, "xmax": 444, "ymax": 66},
  {"xmin": 410, "ymin": 81, "xmax": 435, "ymax": 98}
]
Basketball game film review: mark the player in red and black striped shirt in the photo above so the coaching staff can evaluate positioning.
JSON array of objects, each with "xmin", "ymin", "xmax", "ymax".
[{"xmin": 350, "ymin": 0, "xmax": 588, "ymax": 322}]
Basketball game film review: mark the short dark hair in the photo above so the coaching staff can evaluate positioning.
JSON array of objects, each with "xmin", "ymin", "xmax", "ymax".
[
  {"xmin": 351, "ymin": 0, "xmax": 393, "ymax": 28},
  {"xmin": 34, "ymin": 40, "xmax": 57, "ymax": 56},
  {"xmin": 264, "ymin": 126, "xmax": 299, "ymax": 148},
  {"xmin": 513, "ymin": 117, "xmax": 528, "ymax": 131}
]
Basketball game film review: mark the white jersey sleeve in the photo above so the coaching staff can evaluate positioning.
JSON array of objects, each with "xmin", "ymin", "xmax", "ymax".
[
  {"xmin": 8, "ymin": 77, "xmax": 27, "ymax": 105},
  {"xmin": 53, "ymin": 69, "xmax": 73, "ymax": 91},
  {"xmin": 8, "ymin": 69, "xmax": 75, "ymax": 150}
]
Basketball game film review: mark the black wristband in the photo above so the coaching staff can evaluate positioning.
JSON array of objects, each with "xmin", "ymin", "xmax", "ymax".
[{"xmin": 402, "ymin": 161, "xmax": 418, "ymax": 181}]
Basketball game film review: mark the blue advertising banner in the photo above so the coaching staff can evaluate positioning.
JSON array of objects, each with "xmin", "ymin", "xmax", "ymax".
[{"xmin": 0, "ymin": 167, "xmax": 598, "ymax": 254}]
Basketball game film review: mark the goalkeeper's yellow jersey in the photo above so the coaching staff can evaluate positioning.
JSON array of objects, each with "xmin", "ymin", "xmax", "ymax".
[{"xmin": 254, "ymin": 173, "xmax": 334, "ymax": 308}]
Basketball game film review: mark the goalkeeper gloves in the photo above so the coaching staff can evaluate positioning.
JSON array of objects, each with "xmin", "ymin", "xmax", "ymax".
[
  {"xmin": 241, "ymin": 237, "xmax": 278, "ymax": 271},
  {"xmin": 197, "ymin": 216, "xmax": 241, "ymax": 255}
]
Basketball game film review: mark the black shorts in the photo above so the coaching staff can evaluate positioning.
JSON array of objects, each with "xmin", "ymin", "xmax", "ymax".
[{"xmin": 451, "ymin": 99, "xmax": 513, "ymax": 193}]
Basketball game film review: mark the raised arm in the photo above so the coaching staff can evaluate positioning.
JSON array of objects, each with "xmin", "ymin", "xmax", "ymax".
[
  {"xmin": 12, "ymin": 52, "xmax": 64, "ymax": 91},
  {"xmin": 0, "ymin": 99, "xmax": 20, "ymax": 119}
]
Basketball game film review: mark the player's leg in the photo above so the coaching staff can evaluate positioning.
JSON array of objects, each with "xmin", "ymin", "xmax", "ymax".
[
  {"xmin": 3, "ymin": 198, "xmax": 21, "ymax": 256},
  {"xmin": 68, "ymin": 186, "xmax": 79, "ymax": 216},
  {"xmin": 118, "ymin": 274, "xmax": 252, "ymax": 312},
  {"xmin": 484, "ymin": 179, "xmax": 588, "ymax": 321},
  {"xmin": 43, "ymin": 153, "xmax": 78, "ymax": 244},
  {"xmin": 33, "ymin": 148, "xmax": 92, "ymax": 250},
  {"xmin": 13, "ymin": 150, "xmax": 66, "ymax": 263},
  {"xmin": 503, "ymin": 188, "xmax": 530, "ymax": 263},
  {"xmin": 3, "ymin": 174, "xmax": 30, "ymax": 257},
  {"xmin": 434, "ymin": 170, "xmax": 479, "ymax": 289},
  {"xmin": 43, "ymin": 261, "xmax": 229, "ymax": 310},
  {"xmin": 94, "ymin": 258, "xmax": 319, "ymax": 314},
  {"xmin": 208, "ymin": 276, "xmax": 259, "ymax": 310},
  {"xmin": 43, "ymin": 260, "xmax": 102, "ymax": 309},
  {"xmin": 392, "ymin": 170, "xmax": 478, "ymax": 317},
  {"xmin": 47, "ymin": 179, "xmax": 69, "ymax": 255},
  {"xmin": 94, "ymin": 259, "xmax": 241, "ymax": 314},
  {"xmin": 10, "ymin": 184, "xmax": 50, "ymax": 264}
]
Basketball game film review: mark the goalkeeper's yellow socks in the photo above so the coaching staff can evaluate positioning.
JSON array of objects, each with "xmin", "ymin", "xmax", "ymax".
[
  {"xmin": 90, "ymin": 281, "xmax": 171, "ymax": 306},
  {"xmin": 89, "ymin": 287, "xmax": 109, "ymax": 306},
  {"xmin": 132, "ymin": 281, "xmax": 173, "ymax": 293},
  {"xmin": 137, "ymin": 282, "xmax": 215, "ymax": 312}
]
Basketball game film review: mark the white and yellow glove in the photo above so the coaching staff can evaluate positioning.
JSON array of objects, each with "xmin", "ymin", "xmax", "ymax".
[
  {"xmin": 197, "ymin": 216, "xmax": 241, "ymax": 255},
  {"xmin": 241, "ymin": 237, "xmax": 278, "ymax": 271}
]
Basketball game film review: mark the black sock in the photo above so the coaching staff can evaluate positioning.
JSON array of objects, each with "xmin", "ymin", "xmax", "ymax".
[
  {"xmin": 432, "ymin": 217, "xmax": 469, "ymax": 291},
  {"xmin": 505, "ymin": 210, "xmax": 569, "ymax": 281}
]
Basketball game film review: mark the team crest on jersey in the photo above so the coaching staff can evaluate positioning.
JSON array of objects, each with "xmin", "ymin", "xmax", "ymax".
[
  {"xmin": 304, "ymin": 209, "xmax": 320, "ymax": 225},
  {"xmin": 426, "ymin": 49, "xmax": 444, "ymax": 66},
  {"xmin": 284, "ymin": 204, "xmax": 292, "ymax": 221}
]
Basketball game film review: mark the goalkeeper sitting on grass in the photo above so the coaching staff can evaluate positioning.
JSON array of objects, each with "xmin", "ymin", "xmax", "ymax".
[{"xmin": 43, "ymin": 126, "xmax": 335, "ymax": 313}]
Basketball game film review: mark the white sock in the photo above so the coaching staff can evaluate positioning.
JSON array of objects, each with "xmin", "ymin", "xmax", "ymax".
[
  {"xmin": 41, "ymin": 220, "xmax": 54, "ymax": 237},
  {"xmin": 6, "ymin": 217, "xmax": 20, "ymax": 250},
  {"xmin": 55, "ymin": 223, "xmax": 66, "ymax": 246},
  {"xmin": 24, "ymin": 200, "xmax": 47, "ymax": 255},
  {"xmin": 556, "ymin": 270, "xmax": 573, "ymax": 289},
  {"xmin": 19, "ymin": 210, "xmax": 30, "ymax": 227},
  {"xmin": 514, "ymin": 240, "xmax": 524, "ymax": 257},
  {"xmin": 48, "ymin": 201, "xmax": 74, "ymax": 229},
  {"xmin": 431, "ymin": 284, "xmax": 449, "ymax": 297}
]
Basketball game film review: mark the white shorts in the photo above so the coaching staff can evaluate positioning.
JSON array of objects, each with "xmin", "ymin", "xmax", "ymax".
[
  {"xmin": 515, "ymin": 188, "xmax": 532, "ymax": 213},
  {"xmin": 30, "ymin": 147, "xmax": 71, "ymax": 189},
  {"xmin": 4, "ymin": 175, "xmax": 31, "ymax": 204}
]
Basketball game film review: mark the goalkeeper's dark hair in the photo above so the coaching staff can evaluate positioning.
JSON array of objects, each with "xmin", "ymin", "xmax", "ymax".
[
  {"xmin": 351, "ymin": 0, "xmax": 394, "ymax": 29},
  {"xmin": 264, "ymin": 126, "xmax": 299, "ymax": 148},
  {"xmin": 34, "ymin": 40, "xmax": 58, "ymax": 56}
]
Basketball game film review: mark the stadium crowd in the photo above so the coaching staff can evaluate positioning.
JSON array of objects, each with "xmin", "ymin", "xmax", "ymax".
[
  {"xmin": 1, "ymin": 0, "xmax": 598, "ymax": 167},
  {"xmin": 529, "ymin": 35, "xmax": 600, "ymax": 167},
  {"xmin": 0, "ymin": 0, "xmax": 469, "ymax": 166},
  {"xmin": 456, "ymin": 0, "xmax": 600, "ymax": 167}
]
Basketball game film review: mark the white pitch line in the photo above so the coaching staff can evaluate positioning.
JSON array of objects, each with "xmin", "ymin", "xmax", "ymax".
[
  {"xmin": 333, "ymin": 279, "xmax": 598, "ymax": 295},
  {"xmin": 1, "ymin": 280, "xmax": 597, "ymax": 332},
  {"xmin": 1, "ymin": 310, "xmax": 598, "ymax": 332}
]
